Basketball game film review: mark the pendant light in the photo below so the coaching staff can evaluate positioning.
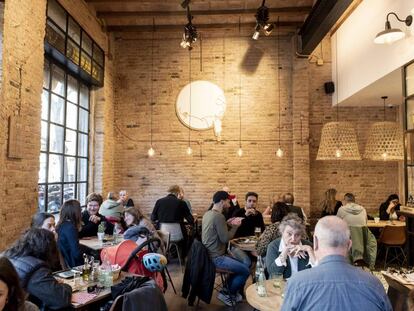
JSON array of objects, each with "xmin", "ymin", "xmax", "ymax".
[
  {"xmin": 317, "ymin": 34, "xmax": 361, "ymax": 160},
  {"xmin": 276, "ymin": 16, "xmax": 283, "ymax": 158},
  {"xmin": 186, "ymin": 49, "xmax": 193, "ymax": 155},
  {"xmin": 148, "ymin": 19, "xmax": 156, "ymax": 157},
  {"xmin": 364, "ymin": 96, "xmax": 403, "ymax": 161},
  {"xmin": 237, "ymin": 17, "xmax": 243, "ymax": 157}
]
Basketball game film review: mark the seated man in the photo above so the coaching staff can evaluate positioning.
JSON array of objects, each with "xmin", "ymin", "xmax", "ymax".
[
  {"xmin": 282, "ymin": 193, "xmax": 305, "ymax": 221},
  {"xmin": 336, "ymin": 193, "xmax": 367, "ymax": 226},
  {"xmin": 233, "ymin": 192, "xmax": 265, "ymax": 238},
  {"xmin": 202, "ymin": 191, "xmax": 250, "ymax": 306},
  {"xmin": 266, "ymin": 214, "xmax": 315, "ymax": 278},
  {"xmin": 281, "ymin": 216, "xmax": 392, "ymax": 311}
]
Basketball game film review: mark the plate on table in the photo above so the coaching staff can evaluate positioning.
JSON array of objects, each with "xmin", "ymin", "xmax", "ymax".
[{"xmin": 236, "ymin": 237, "xmax": 256, "ymax": 244}]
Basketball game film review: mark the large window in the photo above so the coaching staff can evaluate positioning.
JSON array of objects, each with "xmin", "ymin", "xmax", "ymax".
[{"xmin": 38, "ymin": 59, "xmax": 89, "ymax": 212}]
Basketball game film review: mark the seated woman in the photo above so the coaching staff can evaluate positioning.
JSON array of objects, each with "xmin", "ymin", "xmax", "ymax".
[
  {"xmin": 319, "ymin": 188, "xmax": 342, "ymax": 218},
  {"xmin": 124, "ymin": 207, "xmax": 161, "ymax": 245},
  {"xmin": 4, "ymin": 229, "xmax": 72, "ymax": 310},
  {"xmin": 99, "ymin": 192, "xmax": 124, "ymax": 223},
  {"xmin": 30, "ymin": 213, "xmax": 56, "ymax": 234},
  {"xmin": 266, "ymin": 214, "xmax": 315, "ymax": 279},
  {"xmin": 118, "ymin": 190, "xmax": 134, "ymax": 208},
  {"xmin": 256, "ymin": 202, "xmax": 289, "ymax": 257},
  {"xmin": 379, "ymin": 194, "xmax": 401, "ymax": 221},
  {"xmin": 263, "ymin": 194, "xmax": 281, "ymax": 216},
  {"xmin": 56, "ymin": 199, "xmax": 83, "ymax": 268},
  {"xmin": 79, "ymin": 193, "xmax": 114, "ymax": 238}
]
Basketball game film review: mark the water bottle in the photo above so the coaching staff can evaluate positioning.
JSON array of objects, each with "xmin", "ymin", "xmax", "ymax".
[
  {"xmin": 257, "ymin": 269, "xmax": 267, "ymax": 297},
  {"xmin": 255, "ymin": 256, "xmax": 264, "ymax": 286}
]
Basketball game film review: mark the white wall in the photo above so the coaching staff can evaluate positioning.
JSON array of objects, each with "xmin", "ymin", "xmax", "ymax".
[{"xmin": 332, "ymin": 0, "xmax": 414, "ymax": 105}]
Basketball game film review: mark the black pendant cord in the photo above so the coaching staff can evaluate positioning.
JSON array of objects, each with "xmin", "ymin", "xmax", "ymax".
[
  {"xmin": 238, "ymin": 17, "xmax": 242, "ymax": 150},
  {"xmin": 150, "ymin": 18, "xmax": 155, "ymax": 147},
  {"xmin": 188, "ymin": 49, "xmax": 192, "ymax": 147},
  {"xmin": 277, "ymin": 16, "xmax": 281, "ymax": 147}
]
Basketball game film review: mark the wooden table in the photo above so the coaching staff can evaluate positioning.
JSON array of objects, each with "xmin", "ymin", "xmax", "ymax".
[
  {"xmin": 80, "ymin": 235, "xmax": 124, "ymax": 251},
  {"xmin": 367, "ymin": 220, "xmax": 405, "ymax": 228},
  {"xmin": 382, "ymin": 271, "xmax": 414, "ymax": 311},
  {"xmin": 55, "ymin": 271, "xmax": 134, "ymax": 309},
  {"xmin": 246, "ymin": 280, "xmax": 283, "ymax": 311},
  {"xmin": 230, "ymin": 236, "xmax": 258, "ymax": 252}
]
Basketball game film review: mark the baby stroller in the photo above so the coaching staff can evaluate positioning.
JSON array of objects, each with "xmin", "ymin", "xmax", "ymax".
[{"xmin": 101, "ymin": 237, "xmax": 167, "ymax": 291}]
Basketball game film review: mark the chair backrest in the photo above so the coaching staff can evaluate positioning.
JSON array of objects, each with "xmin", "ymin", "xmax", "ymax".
[
  {"xmin": 109, "ymin": 295, "xmax": 124, "ymax": 311},
  {"xmin": 157, "ymin": 230, "xmax": 170, "ymax": 256},
  {"xmin": 160, "ymin": 223, "xmax": 183, "ymax": 242},
  {"xmin": 379, "ymin": 225, "xmax": 406, "ymax": 245}
]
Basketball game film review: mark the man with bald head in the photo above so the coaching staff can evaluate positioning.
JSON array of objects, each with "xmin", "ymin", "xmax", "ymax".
[{"xmin": 281, "ymin": 216, "xmax": 391, "ymax": 311}]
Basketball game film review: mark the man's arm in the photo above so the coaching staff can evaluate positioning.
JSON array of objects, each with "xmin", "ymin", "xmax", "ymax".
[
  {"xmin": 182, "ymin": 201, "xmax": 194, "ymax": 224},
  {"xmin": 151, "ymin": 201, "xmax": 159, "ymax": 222},
  {"xmin": 216, "ymin": 215, "xmax": 237, "ymax": 244}
]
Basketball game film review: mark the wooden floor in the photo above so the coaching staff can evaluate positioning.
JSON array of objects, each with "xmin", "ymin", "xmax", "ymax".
[{"xmin": 164, "ymin": 258, "xmax": 255, "ymax": 311}]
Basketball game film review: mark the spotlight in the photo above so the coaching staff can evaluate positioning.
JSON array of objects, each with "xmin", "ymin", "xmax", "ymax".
[
  {"xmin": 252, "ymin": 0, "xmax": 274, "ymax": 40},
  {"xmin": 252, "ymin": 23, "xmax": 261, "ymax": 40},
  {"xmin": 180, "ymin": 6, "xmax": 198, "ymax": 50},
  {"xmin": 181, "ymin": 0, "xmax": 190, "ymax": 9},
  {"xmin": 374, "ymin": 12, "xmax": 412, "ymax": 44}
]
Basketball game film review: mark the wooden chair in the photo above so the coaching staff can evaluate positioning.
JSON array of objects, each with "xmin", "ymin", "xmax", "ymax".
[
  {"xmin": 157, "ymin": 230, "xmax": 177, "ymax": 294},
  {"xmin": 378, "ymin": 225, "xmax": 407, "ymax": 269},
  {"xmin": 109, "ymin": 295, "xmax": 124, "ymax": 311}
]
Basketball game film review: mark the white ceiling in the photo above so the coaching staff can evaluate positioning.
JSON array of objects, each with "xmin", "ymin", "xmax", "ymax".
[{"xmin": 339, "ymin": 68, "xmax": 403, "ymax": 107}]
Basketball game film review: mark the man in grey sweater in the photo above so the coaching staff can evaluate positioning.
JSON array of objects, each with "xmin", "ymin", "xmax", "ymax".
[{"xmin": 202, "ymin": 191, "xmax": 250, "ymax": 306}]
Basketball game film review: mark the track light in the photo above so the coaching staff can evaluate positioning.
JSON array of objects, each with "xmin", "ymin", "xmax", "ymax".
[
  {"xmin": 180, "ymin": 6, "xmax": 198, "ymax": 50},
  {"xmin": 252, "ymin": 0, "xmax": 274, "ymax": 40},
  {"xmin": 374, "ymin": 12, "xmax": 413, "ymax": 44},
  {"xmin": 181, "ymin": 0, "xmax": 190, "ymax": 9}
]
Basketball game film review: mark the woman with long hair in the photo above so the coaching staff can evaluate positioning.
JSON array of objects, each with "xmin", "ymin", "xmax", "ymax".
[
  {"xmin": 379, "ymin": 194, "xmax": 401, "ymax": 221},
  {"xmin": 3, "ymin": 229, "xmax": 71, "ymax": 310},
  {"xmin": 320, "ymin": 188, "xmax": 342, "ymax": 218},
  {"xmin": 56, "ymin": 199, "xmax": 83, "ymax": 267},
  {"xmin": 256, "ymin": 202, "xmax": 290, "ymax": 257},
  {"xmin": 30, "ymin": 213, "xmax": 56, "ymax": 235},
  {"xmin": 124, "ymin": 207, "xmax": 161, "ymax": 244}
]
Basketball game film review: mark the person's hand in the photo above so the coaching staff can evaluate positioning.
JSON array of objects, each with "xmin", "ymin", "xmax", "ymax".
[
  {"xmin": 245, "ymin": 209, "xmax": 257, "ymax": 217},
  {"xmin": 290, "ymin": 245, "xmax": 312, "ymax": 259},
  {"xmin": 399, "ymin": 215, "xmax": 406, "ymax": 222},
  {"xmin": 227, "ymin": 217, "xmax": 242, "ymax": 227},
  {"xmin": 89, "ymin": 215, "xmax": 101, "ymax": 224}
]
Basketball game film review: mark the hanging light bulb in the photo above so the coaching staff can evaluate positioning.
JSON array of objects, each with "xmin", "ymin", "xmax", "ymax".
[
  {"xmin": 335, "ymin": 148, "xmax": 342, "ymax": 158},
  {"xmin": 214, "ymin": 119, "xmax": 222, "ymax": 141},
  {"xmin": 186, "ymin": 146, "xmax": 193, "ymax": 155},
  {"xmin": 237, "ymin": 147, "xmax": 243, "ymax": 157},
  {"xmin": 276, "ymin": 147, "xmax": 284, "ymax": 158},
  {"xmin": 381, "ymin": 151, "xmax": 388, "ymax": 160},
  {"xmin": 148, "ymin": 147, "xmax": 155, "ymax": 157}
]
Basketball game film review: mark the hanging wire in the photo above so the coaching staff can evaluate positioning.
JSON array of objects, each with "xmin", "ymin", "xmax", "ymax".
[
  {"xmin": 188, "ymin": 49, "xmax": 192, "ymax": 151},
  {"xmin": 335, "ymin": 33, "xmax": 340, "ymax": 157},
  {"xmin": 199, "ymin": 33, "xmax": 203, "ymax": 72},
  {"xmin": 238, "ymin": 17, "xmax": 242, "ymax": 151},
  {"xmin": 17, "ymin": 66, "xmax": 23, "ymax": 115},
  {"xmin": 150, "ymin": 18, "xmax": 155, "ymax": 148},
  {"xmin": 277, "ymin": 16, "xmax": 281, "ymax": 147}
]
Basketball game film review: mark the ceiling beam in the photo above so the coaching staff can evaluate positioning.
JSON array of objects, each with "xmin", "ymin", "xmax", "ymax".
[
  {"xmin": 96, "ymin": 6, "xmax": 312, "ymax": 18},
  {"xmin": 107, "ymin": 21, "xmax": 302, "ymax": 32},
  {"xmin": 298, "ymin": 0, "xmax": 352, "ymax": 55}
]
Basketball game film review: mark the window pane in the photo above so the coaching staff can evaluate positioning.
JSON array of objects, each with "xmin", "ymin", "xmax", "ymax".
[
  {"xmin": 48, "ymin": 154, "xmax": 63, "ymax": 183},
  {"xmin": 49, "ymin": 124, "xmax": 64, "ymax": 153},
  {"xmin": 80, "ymin": 84, "xmax": 89, "ymax": 109},
  {"xmin": 46, "ymin": 21, "xmax": 66, "ymax": 55},
  {"xmin": 50, "ymin": 94, "xmax": 64, "ymax": 125},
  {"xmin": 80, "ymin": 52, "xmax": 92, "ymax": 74},
  {"xmin": 64, "ymin": 156, "xmax": 76, "ymax": 182},
  {"xmin": 41, "ymin": 121, "xmax": 48, "ymax": 152},
  {"xmin": 47, "ymin": 0, "xmax": 67, "ymax": 31},
  {"xmin": 51, "ymin": 65, "xmax": 65, "ymax": 96},
  {"xmin": 67, "ymin": 39, "xmax": 80, "ymax": 66},
  {"xmin": 39, "ymin": 153, "xmax": 47, "ymax": 183},
  {"xmin": 77, "ymin": 183, "xmax": 87, "ymax": 205},
  {"xmin": 68, "ymin": 17, "xmax": 80, "ymax": 44},
  {"xmin": 407, "ymin": 99, "xmax": 414, "ymax": 131},
  {"xmin": 78, "ymin": 133, "xmax": 88, "ymax": 157},
  {"xmin": 79, "ymin": 108, "xmax": 88, "ymax": 132},
  {"xmin": 82, "ymin": 33, "xmax": 92, "ymax": 55},
  {"xmin": 64, "ymin": 183, "xmax": 75, "ymax": 202},
  {"xmin": 66, "ymin": 102, "xmax": 77, "ymax": 130},
  {"xmin": 93, "ymin": 44, "xmax": 104, "ymax": 66},
  {"xmin": 77, "ymin": 158, "xmax": 87, "ymax": 182},
  {"xmin": 67, "ymin": 75, "xmax": 78, "ymax": 103},
  {"xmin": 92, "ymin": 62, "xmax": 103, "ymax": 83},
  {"xmin": 65, "ymin": 129, "xmax": 77, "ymax": 155},
  {"xmin": 38, "ymin": 185, "xmax": 46, "ymax": 212},
  {"xmin": 43, "ymin": 61, "xmax": 50, "ymax": 89},
  {"xmin": 47, "ymin": 184, "xmax": 62, "ymax": 212},
  {"xmin": 41, "ymin": 90, "xmax": 49, "ymax": 120}
]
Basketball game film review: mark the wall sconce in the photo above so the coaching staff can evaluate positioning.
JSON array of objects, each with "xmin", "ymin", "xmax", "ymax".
[
  {"xmin": 252, "ymin": 0, "xmax": 274, "ymax": 40},
  {"xmin": 374, "ymin": 12, "xmax": 412, "ymax": 44}
]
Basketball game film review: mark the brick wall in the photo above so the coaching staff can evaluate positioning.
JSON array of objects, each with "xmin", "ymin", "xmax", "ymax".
[
  {"xmin": 0, "ymin": 0, "xmax": 114, "ymax": 250},
  {"xmin": 111, "ymin": 33, "xmax": 399, "ymax": 218}
]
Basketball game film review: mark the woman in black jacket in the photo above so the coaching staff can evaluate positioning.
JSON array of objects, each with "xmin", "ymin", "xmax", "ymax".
[
  {"xmin": 3, "ymin": 228, "xmax": 72, "ymax": 310},
  {"xmin": 379, "ymin": 194, "xmax": 401, "ymax": 220}
]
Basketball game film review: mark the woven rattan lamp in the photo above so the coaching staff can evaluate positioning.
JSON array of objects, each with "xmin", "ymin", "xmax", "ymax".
[
  {"xmin": 364, "ymin": 97, "xmax": 403, "ymax": 161},
  {"xmin": 317, "ymin": 121, "xmax": 361, "ymax": 160}
]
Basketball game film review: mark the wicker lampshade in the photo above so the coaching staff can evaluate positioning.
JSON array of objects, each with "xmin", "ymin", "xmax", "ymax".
[
  {"xmin": 364, "ymin": 121, "xmax": 403, "ymax": 161},
  {"xmin": 317, "ymin": 121, "xmax": 361, "ymax": 160}
]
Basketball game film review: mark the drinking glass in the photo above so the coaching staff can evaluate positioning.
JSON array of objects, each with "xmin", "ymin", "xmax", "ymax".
[
  {"xmin": 73, "ymin": 270, "xmax": 81, "ymax": 289},
  {"xmin": 254, "ymin": 227, "xmax": 261, "ymax": 239},
  {"xmin": 270, "ymin": 272, "xmax": 285, "ymax": 296}
]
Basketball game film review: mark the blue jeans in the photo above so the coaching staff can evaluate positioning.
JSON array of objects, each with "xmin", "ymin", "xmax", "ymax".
[
  {"xmin": 212, "ymin": 255, "xmax": 250, "ymax": 294},
  {"xmin": 229, "ymin": 246, "xmax": 252, "ymax": 267}
]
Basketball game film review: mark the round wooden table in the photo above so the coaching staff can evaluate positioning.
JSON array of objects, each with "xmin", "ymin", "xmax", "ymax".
[
  {"xmin": 229, "ymin": 236, "xmax": 258, "ymax": 252},
  {"xmin": 246, "ymin": 280, "xmax": 283, "ymax": 311}
]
